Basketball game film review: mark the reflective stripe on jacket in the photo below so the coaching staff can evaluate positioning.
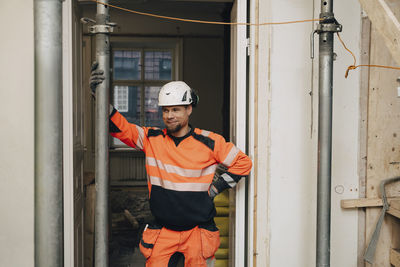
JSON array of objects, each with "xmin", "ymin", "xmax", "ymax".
[{"xmin": 110, "ymin": 108, "xmax": 252, "ymax": 230}]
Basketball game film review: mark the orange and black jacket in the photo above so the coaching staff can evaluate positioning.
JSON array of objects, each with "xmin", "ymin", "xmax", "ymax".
[{"xmin": 110, "ymin": 108, "xmax": 252, "ymax": 231}]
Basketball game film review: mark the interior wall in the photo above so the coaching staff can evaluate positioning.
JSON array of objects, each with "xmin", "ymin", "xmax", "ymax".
[
  {"xmin": 81, "ymin": 3, "xmax": 226, "ymax": 36},
  {"xmin": 81, "ymin": 4, "xmax": 227, "ymax": 135},
  {"xmin": 330, "ymin": 2, "xmax": 362, "ymax": 267},
  {"xmin": 0, "ymin": 1, "xmax": 34, "ymax": 266},
  {"xmin": 267, "ymin": 1, "xmax": 317, "ymax": 265},
  {"xmin": 183, "ymin": 37, "xmax": 224, "ymax": 133},
  {"xmin": 254, "ymin": 0, "xmax": 362, "ymax": 266}
]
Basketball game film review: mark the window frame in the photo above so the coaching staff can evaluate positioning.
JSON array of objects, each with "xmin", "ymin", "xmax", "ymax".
[{"xmin": 110, "ymin": 37, "xmax": 183, "ymax": 149}]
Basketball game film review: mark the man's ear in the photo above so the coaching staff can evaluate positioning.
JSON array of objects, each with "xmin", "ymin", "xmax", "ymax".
[{"xmin": 186, "ymin": 105, "xmax": 193, "ymax": 116}]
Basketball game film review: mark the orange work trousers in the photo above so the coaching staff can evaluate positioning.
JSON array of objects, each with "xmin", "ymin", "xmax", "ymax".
[{"xmin": 139, "ymin": 224, "xmax": 220, "ymax": 267}]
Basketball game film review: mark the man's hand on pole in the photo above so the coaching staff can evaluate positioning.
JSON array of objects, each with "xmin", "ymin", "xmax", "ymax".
[
  {"xmin": 90, "ymin": 61, "xmax": 105, "ymax": 97},
  {"xmin": 90, "ymin": 61, "xmax": 114, "ymax": 115}
]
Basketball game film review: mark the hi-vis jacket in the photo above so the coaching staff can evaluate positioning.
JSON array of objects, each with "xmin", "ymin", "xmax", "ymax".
[{"xmin": 110, "ymin": 108, "xmax": 252, "ymax": 231}]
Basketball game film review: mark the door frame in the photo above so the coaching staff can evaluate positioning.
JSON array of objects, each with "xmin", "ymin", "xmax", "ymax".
[
  {"xmin": 63, "ymin": 1, "xmax": 252, "ymax": 265},
  {"xmin": 230, "ymin": 0, "xmax": 248, "ymax": 266},
  {"xmin": 63, "ymin": 0, "xmax": 74, "ymax": 266},
  {"xmin": 63, "ymin": 0, "xmax": 85, "ymax": 266}
]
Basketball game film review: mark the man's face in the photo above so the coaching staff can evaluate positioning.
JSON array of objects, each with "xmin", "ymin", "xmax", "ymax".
[{"xmin": 162, "ymin": 105, "xmax": 192, "ymax": 134}]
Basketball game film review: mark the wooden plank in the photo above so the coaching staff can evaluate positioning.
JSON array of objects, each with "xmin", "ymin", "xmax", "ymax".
[
  {"xmin": 392, "ymin": 199, "xmax": 400, "ymax": 209},
  {"xmin": 341, "ymin": 198, "xmax": 400, "ymax": 219},
  {"xmin": 215, "ymin": 248, "xmax": 229, "ymax": 259},
  {"xmin": 123, "ymin": 209, "xmax": 139, "ymax": 229},
  {"xmin": 388, "ymin": 207, "xmax": 400, "ymax": 219},
  {"xmin": 388, "ymin": 200, "xmax": 400, "ymax": 219},
  {"xmin": 341, "ymin": 198, "xmax": 383, "ymax": 208},
  {"xmin": 358, "ymin": 0, "xmax": 400, "ymax": 66},
  {"xmin": 391, "ymin": 249, "xmax": 400, "ymax": 267},
  {"xmin": 214, "ymin": 190, "xmax": 229, "ymax": 207},
  {"xmin": 216, "ymin": 207, "xmax": 230, "ymax": 216},
  {"xmin": 358, "ymin": 16, "xmax": 371, "ymax": 267},
  {"xmin": 341, "ymin": 197, "xmax": 400, "ymax": 209}
]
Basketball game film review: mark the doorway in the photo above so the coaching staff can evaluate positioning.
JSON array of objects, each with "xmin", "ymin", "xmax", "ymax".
[{"xmin": 66, "ymin": 1, "xmax": 247, "ymax": 266}]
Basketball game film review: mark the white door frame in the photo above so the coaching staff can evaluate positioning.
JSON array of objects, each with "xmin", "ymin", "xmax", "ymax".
[
  {"xmin": 63, "ymin": 1, "xmax": 251, "ymax": 265},
  {"xmin": 230, "ymin": 0, "xmax": 248, "ymax": 266},
  {"xmin": 63, "ymin": 0, "xmax": 74, "ymax": 266}
]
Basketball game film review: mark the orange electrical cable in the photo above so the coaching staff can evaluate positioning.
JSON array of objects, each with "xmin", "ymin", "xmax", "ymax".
[
  {"xmin": 91, "ymin": 1, "xmax": 400, "ymax": 77},
  {"xmin": 91, "ymin": 0, "xmax": 321, "ymax": 26},
  {"xmin": 336, "ymin": 32, "xmax": 400, "ymax": 78}
]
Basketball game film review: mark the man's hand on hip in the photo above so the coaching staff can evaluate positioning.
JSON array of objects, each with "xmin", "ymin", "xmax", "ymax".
[{"xmin": 208, "ymin": 185, "xmax": 218, "ymax": 198}]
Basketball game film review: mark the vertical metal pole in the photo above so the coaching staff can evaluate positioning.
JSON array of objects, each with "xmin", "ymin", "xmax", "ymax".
[
  {"xmin": 317, "ymin": 0, "xmax": 334, "ymax": 266},
  {"xmin": 34, "ymin": 0, "xmax": 64, "ymax": 266},
  {"xmin": 94, "ymin": 1, "xmax": 110, "ymax": 266}
]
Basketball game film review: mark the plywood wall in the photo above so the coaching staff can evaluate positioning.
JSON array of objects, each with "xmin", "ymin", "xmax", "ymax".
[{"xmin": 365, "ymin": 1, "xmax": 400, "ymax": 265}]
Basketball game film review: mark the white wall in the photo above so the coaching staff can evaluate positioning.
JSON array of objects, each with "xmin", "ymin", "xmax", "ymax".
[
  {"xmin": 268, "ymin": 1, "xmax": 317, "ymax": 266},
  {"xmin": 330, "ymin": 2, "xmax": 361, "ymax": 266},
  {"xmin": 253, "ymin": 0, "xmax": 362, "ymax": 266},
  {"xmin": 0, "ymin": 1, "xmax": 34, "ymax": 266}
]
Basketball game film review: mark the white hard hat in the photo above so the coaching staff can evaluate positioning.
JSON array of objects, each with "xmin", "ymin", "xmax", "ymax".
[{"xmin": 158, "ymin": 81, "xmax": 195, "ymax": 106}]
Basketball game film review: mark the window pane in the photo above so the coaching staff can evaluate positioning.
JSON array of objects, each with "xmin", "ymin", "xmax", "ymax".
[
  {"xmin": 144, "ymin": 86, "xmax": 163, "ymax": 128},
  {"xmin": 145, "ymin": 51, "xmax": 172, "ymax": 80},
  {"xmin": 113, "ymin": 50, "xmax": 141, "ymax": 80},
  {"xmin": 113, "ymin": 86, "xmax": 129, "ymax": 112},
  {"xmin": 113, "ymin": 85, "xmax": 141, "ymax": 124},
  {"xmin": 113, "ymin": 85, "xmax": 141, "ymax": 146}
]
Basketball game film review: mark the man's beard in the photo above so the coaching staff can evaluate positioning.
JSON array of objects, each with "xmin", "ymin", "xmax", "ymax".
[{"xmin": 166, "ymin": 122, "xmax": 183, "ymax": 134}]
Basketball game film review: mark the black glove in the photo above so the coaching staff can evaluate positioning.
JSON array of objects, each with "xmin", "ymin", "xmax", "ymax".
[
  {"xmin": 89, "ymin": 62, "xmax": 114, "ymax": 115},
  {"xmin": 208, "ymin": 185, "xmax": 218, "ymax": 198},
  {"xmin": 89, "ymin": 61, "xmax": 105, "ymax": 97}
]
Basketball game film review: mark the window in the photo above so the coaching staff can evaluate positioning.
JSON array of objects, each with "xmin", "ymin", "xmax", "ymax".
[{"xmin": 111, "ymin": 38, "xmax": 181, "ymax": 147}]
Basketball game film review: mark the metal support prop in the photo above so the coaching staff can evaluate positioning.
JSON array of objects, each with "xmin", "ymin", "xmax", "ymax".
[
  {"xmin": 94, "ymin": 1, "xmax": 111, "ymax": 266},
  {"xmin": 34, "ymin": 0, "xmax": 64, "ymax": 266},
  {"xmin": 315, "ymin": 0, "xmax": 341, "ymax": 266}
]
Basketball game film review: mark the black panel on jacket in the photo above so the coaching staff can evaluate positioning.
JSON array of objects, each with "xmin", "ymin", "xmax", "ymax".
[
  {"xmin": 191, "ymin": 132, "xmax": 215, "ymax": 151},
  {"xmin": 109, "ymin": 120, "xmax": 121, "ymax": 133},
  {"xmin": 148, "ymin": 128, "xmax": 165, "ymax": 138},
  {"xmin": 110, "ymin": 108, "xmax": 117, "ymax": 118}
]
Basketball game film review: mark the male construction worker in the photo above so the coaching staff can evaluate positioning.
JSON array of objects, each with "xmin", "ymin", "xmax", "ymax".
[{"xmin": 90, "ymin": 63, "xmax": 252, "ymax": 267}]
